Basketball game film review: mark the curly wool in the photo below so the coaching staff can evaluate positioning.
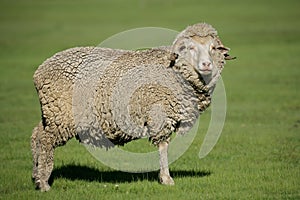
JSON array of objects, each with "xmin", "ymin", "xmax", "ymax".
[
  {"xmin": 32, "ymin": 23, "xmax": 230, "ymax": 149},
  {"xmin": 31, "ymin": 22, "xmax": 234, "ymax": 191},
  {"xmin": 174, "ymin": 23, "xmax": 218, "ymax": 40},
  {"xmin": 73, "ymin": 48, "xmax": 203, "ymax": 147}
]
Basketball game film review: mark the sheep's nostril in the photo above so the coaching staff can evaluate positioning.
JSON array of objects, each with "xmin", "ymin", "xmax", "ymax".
[
  {"xmin": 202, "ymin": 61, "xmax": 211, "ymax": 70},
  {"xmin": 202, "ymin": 62, "xmax": 211, "ymax": 67}
]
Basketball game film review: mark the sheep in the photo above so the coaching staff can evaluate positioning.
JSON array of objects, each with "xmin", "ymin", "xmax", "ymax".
[{"xmin": 31, "ymin": 23, "xmax": 234, "ymax": 191}]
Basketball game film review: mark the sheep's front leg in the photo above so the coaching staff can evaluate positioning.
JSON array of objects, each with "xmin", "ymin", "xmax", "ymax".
[{"xmin": 159, "ymin": 141, "xmax": 175, "ymax": 185}]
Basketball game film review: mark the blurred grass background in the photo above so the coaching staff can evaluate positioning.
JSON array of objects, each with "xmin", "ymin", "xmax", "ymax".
[{"xmin": 0, "ymin": 0, "xmax": 299, "ymax": 199}]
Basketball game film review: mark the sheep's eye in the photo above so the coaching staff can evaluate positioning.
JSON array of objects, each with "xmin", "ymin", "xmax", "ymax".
[
  {"xmin": 179, "ymin": 46, "xmax": 186, "ymax": 52},
  {"xmin": 188, "ymin": 46, "xmax": 196, "ymax": 50}
]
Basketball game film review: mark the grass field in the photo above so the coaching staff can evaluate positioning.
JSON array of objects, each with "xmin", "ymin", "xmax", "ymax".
[{"xmin": 0, "ymin": 0, "xmax": 299, "ymax": 199}]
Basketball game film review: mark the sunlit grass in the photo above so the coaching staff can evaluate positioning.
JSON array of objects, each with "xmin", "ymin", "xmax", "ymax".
[{"xmin": 0, "ymin": 0, "xmax": 299, "ymax": 199}]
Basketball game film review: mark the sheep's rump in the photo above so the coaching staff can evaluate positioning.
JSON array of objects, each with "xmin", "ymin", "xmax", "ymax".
[{"xmin": 34, "ymin": 47, "xmax": 200, "ymax": 148}]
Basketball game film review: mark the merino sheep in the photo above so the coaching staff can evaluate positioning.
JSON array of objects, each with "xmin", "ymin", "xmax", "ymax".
[{"xmin": 31, "ymin": 23, "xmax": 234, "ymax": 191}]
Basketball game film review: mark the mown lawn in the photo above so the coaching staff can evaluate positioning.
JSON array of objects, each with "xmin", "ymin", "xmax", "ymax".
[{"xmin": 0, "ymin": 0, "xmax": 299, "ymax": 199}]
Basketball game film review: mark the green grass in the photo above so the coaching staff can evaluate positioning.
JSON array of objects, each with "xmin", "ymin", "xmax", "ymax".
[{"xmin": 0, "ymin": 0, "xmax": 300, "ymax": 199}]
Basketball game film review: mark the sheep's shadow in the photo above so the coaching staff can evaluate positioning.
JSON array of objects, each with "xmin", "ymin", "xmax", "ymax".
[{"xmin": 49, "ymin": 164, "xmax": 211, "ymax": 185}]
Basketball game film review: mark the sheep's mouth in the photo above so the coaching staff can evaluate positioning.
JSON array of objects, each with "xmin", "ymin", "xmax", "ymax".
[
  {"xmin": 193, "ymin": 66, "xmax": 212, "ymax": 75},
  {"xmin": 199, "ymin": 69, "xmax": 212, "ymax": 75}
]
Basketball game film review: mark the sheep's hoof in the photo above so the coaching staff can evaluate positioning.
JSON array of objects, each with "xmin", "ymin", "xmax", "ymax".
[
  {"xmin": 41, "ymin": 184, "xmax": 51, "ymax": 192},
  {"xmin": 35, "ymin": 180, "xmax": 51, "ymax": 192},
  {"xmin": 160, "ymin": 175, "xmax": 175, "ymax": 185}
]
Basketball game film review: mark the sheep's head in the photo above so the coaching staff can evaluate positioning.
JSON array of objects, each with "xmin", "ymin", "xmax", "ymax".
[
  {"xmin": 173, "ymin": 35, "xmax": 221, "ymax": 76},
  {"xmin": 170, "ymin": 23, "xmax": 234, "ymax": 88}
]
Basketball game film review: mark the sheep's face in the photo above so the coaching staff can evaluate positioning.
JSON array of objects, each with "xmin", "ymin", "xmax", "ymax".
[
  {"xmin": 187, "ymin": 36, "xmax": 216, "ymax": 76},
  {"xmin": 173, "ymin": 35, "xmax": 218, "ymax": 77}
]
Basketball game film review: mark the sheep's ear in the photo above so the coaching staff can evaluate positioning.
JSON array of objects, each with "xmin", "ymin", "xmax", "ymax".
[
  {"xmin": 217, "ymin": 46, "xmax": 236, "ymax": 60},
  {"xmin": 224, "ymin": 53, "xmax": 236, "ymax": 60},
  {"xmin": 216, "ymin": 46, "xmax": 230, "ymax": 54},
  {"xmin": 214, "ymin": 37, "xmax": 236, "ymax": 60}
]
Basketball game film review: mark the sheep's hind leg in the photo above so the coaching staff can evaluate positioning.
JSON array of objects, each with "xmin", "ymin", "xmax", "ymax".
[
  {"xmin": 31, "ymin": 122, "xmax": 42, "ymax": 181},
  {"xmin": 35, "ymin": 133, "xmax": 54, "ymax": 192},
  {"xmin": 158, "ymin": 141, "xmax": 175, "ymax": 185}
]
